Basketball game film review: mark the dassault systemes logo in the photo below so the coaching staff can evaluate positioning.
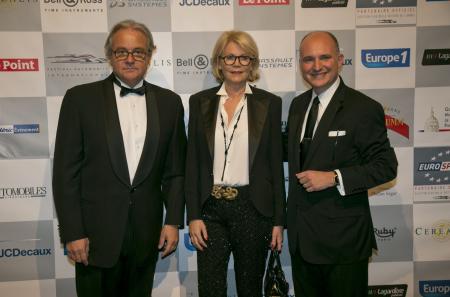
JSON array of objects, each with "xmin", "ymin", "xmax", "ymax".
[
  {"xmin": 368, "ymin": 284, "xmax": 407, "ymax": 297},
  {"xmin": 0, "ymin": 58, "xmax": 39, "ymax": 72},
  {"xmin": 419, "ymin": 280, "xmax": 450, "ymax": 297},
  {"xmin": 415, "ymin": 220, "xmax": 450, "ymax": 242},
  {"xmin": 239, "ymin": 0, "xmax": 289, "ymax": 5},
  {"xmin": 184, "ymin": 233, "xmax": 196, "ymax": 251},
  {"xmin": 0, "ymin": 124, "xmax": 40, "ymax": 134},
  {"xmin": 361, "ymin": 48, "xmax": 410, "ymax": 68}
]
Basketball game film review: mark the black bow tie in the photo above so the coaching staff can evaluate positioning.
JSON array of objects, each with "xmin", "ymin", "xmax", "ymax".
[{"xmin": 113, "ymin": 77, "xmax": 146, "ymax": 97}]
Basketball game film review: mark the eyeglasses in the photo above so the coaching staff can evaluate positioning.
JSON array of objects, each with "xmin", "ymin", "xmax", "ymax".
[
  {"xmin": 220, "ymin": 55, "xmax": 254, "ymax": 66},
  {"xmin": 112, "ymin": 49, "xmax": 148, "ymax": 61}
]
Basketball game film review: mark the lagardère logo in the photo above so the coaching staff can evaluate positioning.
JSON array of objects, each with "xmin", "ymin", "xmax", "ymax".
[
  {"xmin": 239, "ymin": 0, "xmax": 289, "ymax": 5},
  {"xmin": 0, "ymin": 124, "xmax": 40, "ymax": 135},
  {"xmin": 0, "ymin": 59, "xmax": 39, "ymax": 72},
  {"xmin": 368, "ymin": 284, "xmax": 407, "ymax": 297},
  {"xmin": 179, "ymin": 0, "xmax": 230, "ymax": 6},
  {"xmin": 422, "ymin": 49, "xmax": 450, "ymax": 66},
  {"xmin": 419, "ymin": 280, "xmax": 450, "ymax": 297},
  {"xmin": 43, "ymin": 0, "xmax": 102, "ymax": 7},
  {"xmin": 361, "ymin": 48, "xmax": 410, "ymax": 68},
  {"xmin": 0, "ymin": 248, "xmax": 52, "ymax": 258}
]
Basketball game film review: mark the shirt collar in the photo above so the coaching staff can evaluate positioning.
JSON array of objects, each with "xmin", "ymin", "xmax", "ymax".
[
  {"xmin": 217, "ymin": 82, "xmax": 253, "ymax": 97},
  {"xmin": 312, "ymin": 76, "xmax": 340, "ymax": 107},
  {"xmin": 114, "ymin": 75, "xmax": 144, "ymax": 89}
]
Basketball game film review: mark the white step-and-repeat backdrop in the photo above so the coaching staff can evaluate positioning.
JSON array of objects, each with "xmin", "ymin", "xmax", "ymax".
[{"xmin": 1, "ymin": 0, "xmax": 450, "ymax": 296}]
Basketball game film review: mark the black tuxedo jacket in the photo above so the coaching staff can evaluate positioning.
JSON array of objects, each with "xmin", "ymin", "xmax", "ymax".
[
  {"xmin": 185, "ymin": 85, "xmax": 286, "ymax": 226},
  {"xmin": 286, "ymin": 80, "xmax": 397, "ymax": 264},
  {"xmin": 53, "ymin": 74, "xmax": 186, "ymax": 268}
]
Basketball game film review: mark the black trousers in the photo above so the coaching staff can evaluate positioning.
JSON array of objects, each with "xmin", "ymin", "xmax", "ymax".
[
  {"xmin": 197, "ymin": 187, "xmax": 272, "ymax": 297},
  {"xmin": 291, "ymin": 248, "xmax": 369, "ymax": 297},
  {"xmin": 75, "ymin": 210, "xmax": 158, "ymax": 297}
]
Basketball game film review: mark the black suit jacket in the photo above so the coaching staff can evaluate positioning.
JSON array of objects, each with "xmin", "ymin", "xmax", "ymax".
[
  {"xmin": 286, "ymin": 80, "xmax": 397, "ymax": 264},
  {"xmin": 185, "ymin": 85, "xmax": 286, "ymax": 226},
  {"xmin": 53, "ymin": 74, "xmax": 187, "ymax": 268}
]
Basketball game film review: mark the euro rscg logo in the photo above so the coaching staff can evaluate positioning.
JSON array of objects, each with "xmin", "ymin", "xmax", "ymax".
[{"xmin": 361, "ymin": 48, "xmax": 410, "ymax": 68}]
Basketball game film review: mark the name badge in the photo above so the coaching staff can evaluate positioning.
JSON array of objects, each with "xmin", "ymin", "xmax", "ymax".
[{"xmin": 328, "ymin": 130, "xmax": 346, "ymax": 137}]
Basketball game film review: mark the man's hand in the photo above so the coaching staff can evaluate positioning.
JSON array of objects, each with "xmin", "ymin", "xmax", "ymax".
[
  {"xmin": 66, "ymin": 238, "xmax": 89, "ymax": 266},
  {"xmin": 189, "ymin": 219, "xmax": 208, "ymax": 251},
  {"xmin": 296, "ymin": 170, "xmax": 335, "ymax": 192},
  {"xmin": 270, "ymin": 226, "xmax": 283, "ymax": 252},
  {"xmin": 158, "ymin": 225, "xmax": 179, "ymax": 258}
]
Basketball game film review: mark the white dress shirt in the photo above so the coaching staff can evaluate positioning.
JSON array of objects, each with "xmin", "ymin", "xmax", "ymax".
[
  {"xmin": 213, "ymin": 83, "xmax": 252, "ymax": 186},
  {"xmin": 301, "ymin": 77, "xmax": 346, "ymax": 195},
  {"xmin": 113, "ymin": 77, "xmax": 147, "ymax": 184}
]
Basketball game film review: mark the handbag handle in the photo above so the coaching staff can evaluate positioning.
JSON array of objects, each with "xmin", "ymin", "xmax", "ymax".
[{"xmin": 268, "ymin": 249, "xmax": 282, "ymax": 268}]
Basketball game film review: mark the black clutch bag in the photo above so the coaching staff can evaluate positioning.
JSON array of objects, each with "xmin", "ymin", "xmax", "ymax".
[{"xmin": 264, "ymin": 250, "xmax": 289, "ymax": 297}]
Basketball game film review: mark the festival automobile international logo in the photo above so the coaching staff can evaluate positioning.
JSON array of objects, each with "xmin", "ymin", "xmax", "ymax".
[
  {"xmin": 46, "ymin": 53, "xmax": 109, "ymax": 79},
  {"xmin": 0, "ymin": 186, "xmax": 47, "ymax": 199}
]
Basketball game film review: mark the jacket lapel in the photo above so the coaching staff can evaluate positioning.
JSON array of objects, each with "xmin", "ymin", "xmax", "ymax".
[
  {"xmin": 132, "ymin": 82, "xmax": 160, "ymax": 187},
  {"xmin": 200, "ymin": 89, "xmax": 220, "ymax": 160},
  {"xmin": 247, "ymin": 91, "xmax": 269, "ymax": 170},
  {"xmin": 102, "ymin": 74, "xmax": 131, "ymax": 187},
  {"xmin": 304, "ymin": 82, "xmax": 345, "ymax": 168},
  {"xmin": 294, "ymin": 91, "xmax": 312, "ymax": 170}
]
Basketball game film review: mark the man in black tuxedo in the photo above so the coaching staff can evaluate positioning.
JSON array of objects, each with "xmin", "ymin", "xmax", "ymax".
[
  {"xmin": 53, "ymin": 20, "xmax": 186, "ymax": 297},
  {"xmin": 286, "ymin": 31, "xmax": 397, "ymax": 296}
]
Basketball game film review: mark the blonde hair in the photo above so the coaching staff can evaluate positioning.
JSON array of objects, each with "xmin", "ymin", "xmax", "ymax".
[{"xmin": 211, "ymin": 31, "xmax": 260, "ymax": 83}]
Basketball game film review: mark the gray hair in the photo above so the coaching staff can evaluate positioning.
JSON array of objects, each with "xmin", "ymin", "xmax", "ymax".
[{"xmin": 104, "ymin": 19, "xmax": 156, "ymax": 59}]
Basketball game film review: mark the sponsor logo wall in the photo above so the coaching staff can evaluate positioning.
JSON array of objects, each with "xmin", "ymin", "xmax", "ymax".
[{"xmin": 0, "ymin": 2, "xmax": 449, "ymax": 296}]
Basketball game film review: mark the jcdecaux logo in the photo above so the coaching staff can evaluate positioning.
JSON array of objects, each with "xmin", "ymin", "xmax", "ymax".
[{"xmin": 361, "ymin": 48, "xmax": 410, "ymax": 68}]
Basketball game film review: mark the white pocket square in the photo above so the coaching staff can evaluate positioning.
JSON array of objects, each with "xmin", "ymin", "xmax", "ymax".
[{"xmin": 328, "ymin": 130, "xmax": 346, "ymax": 137}]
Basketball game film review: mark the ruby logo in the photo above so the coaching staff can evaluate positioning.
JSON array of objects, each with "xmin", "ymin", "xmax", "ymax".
[{"xmin": 0, "ymin": 59, "xmax": 39, "ymax": 72}]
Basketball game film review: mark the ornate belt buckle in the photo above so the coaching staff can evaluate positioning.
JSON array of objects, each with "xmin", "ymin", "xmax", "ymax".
[{"xmin": 211, "ymin": 185, "xmax": 238, "ymax": 201}]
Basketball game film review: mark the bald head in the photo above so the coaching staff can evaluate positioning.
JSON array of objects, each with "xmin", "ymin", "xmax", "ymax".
[{"xmin": 300, "ymin": 31, "xmax": 340, "ymax": 55}]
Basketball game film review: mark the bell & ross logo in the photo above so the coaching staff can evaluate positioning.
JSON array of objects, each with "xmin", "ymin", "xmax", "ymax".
[
  {"xmin": 42, "ymin": 0, "xmax": 102, "ymax": 6},
  {"xmin": 176, "ymin": 54, "xmax": 209, "ymax": 70},
  {"xmin": 0, "ymin": 59, "xmax": 39, "ymax": 72},
  {"xmin": 239, "ymin": 0, "xmax": 289, "ymax": 5},
  {"xmin": 422, "ymin": 49, "xmax": 450, "ymax": 66}
]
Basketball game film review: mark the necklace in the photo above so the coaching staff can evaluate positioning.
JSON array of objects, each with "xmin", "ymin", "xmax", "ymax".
[{"xmin": 219, "ymin": 99, "xmax": 246, "ymax": 182}]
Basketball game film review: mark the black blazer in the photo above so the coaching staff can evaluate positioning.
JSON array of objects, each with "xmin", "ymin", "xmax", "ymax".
[
  {"xmin": 185, "ymin": 85, "xmax": 286, "ymax": 226},
  {"xmin": 286, "ymin": 80, "xmax": 397, "ymax": 264},
  {"xmin": 53, "ymin": 74, "xmax": 187, "ymax": 268}
]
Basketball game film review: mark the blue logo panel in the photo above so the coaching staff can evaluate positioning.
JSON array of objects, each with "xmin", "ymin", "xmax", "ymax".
[
  {"xmin": 362, "ymin": 48, "xmax": 410, "ymax": 68},
  {"xmin": 419, "ymin": 280, "xmax": 450, "ymax": 297}
]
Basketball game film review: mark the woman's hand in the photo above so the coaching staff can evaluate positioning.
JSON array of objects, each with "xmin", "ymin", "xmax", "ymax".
[
  {"xmin": 189, "ymin": 219, "xmax": 208, "ymax": 251},
  {"xmin": 270, "ymin": 226, "xmax": 283, "ymax": 252}
]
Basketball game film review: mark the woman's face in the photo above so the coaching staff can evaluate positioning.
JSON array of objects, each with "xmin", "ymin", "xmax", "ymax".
[{"xmin": 219, "ymin": 41, "xmax": 252, "ymax": 87}]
